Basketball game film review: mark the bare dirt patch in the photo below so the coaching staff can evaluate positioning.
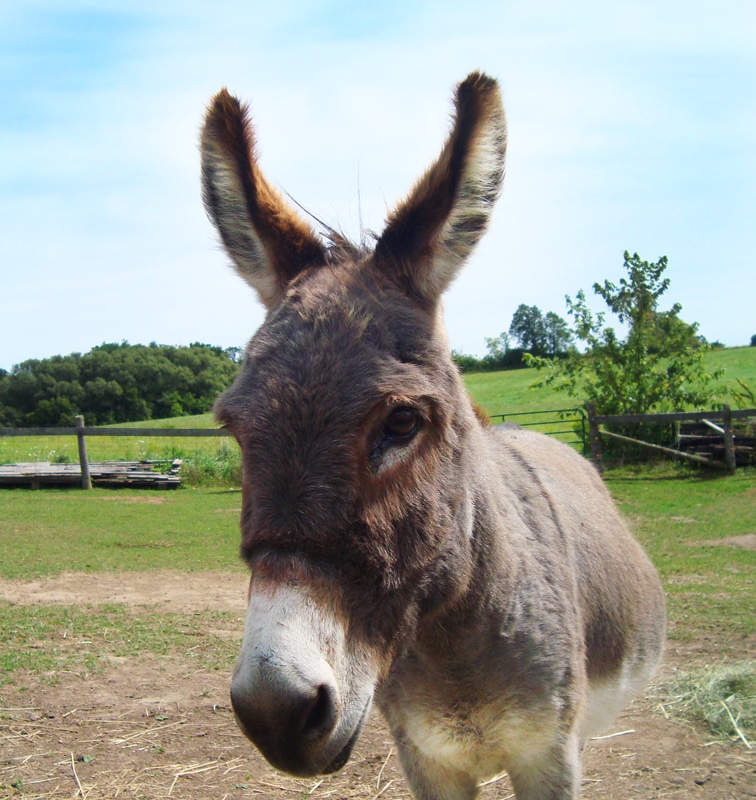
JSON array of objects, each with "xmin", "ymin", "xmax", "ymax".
[
  {"xmin": 1, "ymin": 572, "xmax": 754, "ymax": 799},
  {"xmin": 0, "ymin": 571, "xmax": 249, "ymax": 614},
  {"xmin": 691, "ymin": 534, "xmax": 756, "ymax": 551}
]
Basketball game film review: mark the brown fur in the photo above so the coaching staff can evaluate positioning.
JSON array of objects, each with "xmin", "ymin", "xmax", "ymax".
[{"xmin": 201, "ymin": 73, "xmax": 665, "ymax": 799}]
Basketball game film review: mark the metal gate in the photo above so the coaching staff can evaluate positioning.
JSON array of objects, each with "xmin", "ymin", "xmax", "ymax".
[{"xmin": 488, "ymin": 407, "xmax": 587, "ymax": 454}]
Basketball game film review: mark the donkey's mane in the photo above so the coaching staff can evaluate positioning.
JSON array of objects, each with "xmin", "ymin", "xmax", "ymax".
[{"xmin": 288, "ymin": 194, "xmax": 375, "ymax": 266}]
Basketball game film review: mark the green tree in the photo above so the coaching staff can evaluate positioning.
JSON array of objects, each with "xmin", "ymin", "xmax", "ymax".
[
  {"xmin": 645, "ymin": 310, "xmax": 704, "ymax": 354},
  {"xmin": 0, "ymin": 342, "xmax": 240, "ymax": 426},
  {"xmin": 509, "ymin": 304, "xmax": 547, "ymax": 353},
  {"xmin": 543, "ymin": 312, "xmax": 573, "ymax": 357},
  {"xmin": 484, "ymin": 332, "xmax": 510, "ymax": 359},
  {"xmin": 528, "ymin": 251, "xmax": 722, "ymax": 415}
]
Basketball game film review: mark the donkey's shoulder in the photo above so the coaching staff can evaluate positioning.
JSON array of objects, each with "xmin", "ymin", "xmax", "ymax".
[{"xmin": 482, "ymin": 423, "xmax": 614, "ymax": 515}]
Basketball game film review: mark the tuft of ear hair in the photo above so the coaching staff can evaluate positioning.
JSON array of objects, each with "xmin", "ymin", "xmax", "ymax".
[{"xmin": 374, "ymin": 72, "xmax": 506, "ymax": 307}]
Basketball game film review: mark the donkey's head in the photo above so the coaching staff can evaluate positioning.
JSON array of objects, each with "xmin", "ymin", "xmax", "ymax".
[{"xmin": 201, "ymin": 73, "xmax": 506, "ymax": 777}]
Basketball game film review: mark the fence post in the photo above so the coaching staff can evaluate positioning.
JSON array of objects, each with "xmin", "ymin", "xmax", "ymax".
[
  {"xmin": 586, "ymin": 403, "xmax": 603, "ymax": 473},
  {"xmin": 75, "ymin": 415, "xmax": 92, "ymax": 489},
  {"xmin": 721, "ymin": 403, "xmax": 736, "ymax": 475}
]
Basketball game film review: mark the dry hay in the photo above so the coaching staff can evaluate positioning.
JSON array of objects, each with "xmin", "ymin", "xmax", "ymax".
[{"xmin": 655, "ymin": 660, "xmax": 756, "ymax": 748}]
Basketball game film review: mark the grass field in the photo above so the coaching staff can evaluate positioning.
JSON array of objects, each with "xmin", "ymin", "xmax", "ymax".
[
  {"xmin": 0, "ymin": 463, "xmax": 754, "ymax": 752},
  {"xmin": 0, "ymin": 488, "xmax": 243, "ymax": 581},
  {"xmin": 1, "ymin": 464, "xmax": 754, "ymax": 634},
  {"xmin": 1, "ymin": 435, "xmax": 755, "ymax": 757},
  {"xmin": 605, "ymin": 464, "xmax": 756, "ymax": 642},
  {"xmin": 1, "ymin": 348, "xmax": 754, "ymax": 787}
]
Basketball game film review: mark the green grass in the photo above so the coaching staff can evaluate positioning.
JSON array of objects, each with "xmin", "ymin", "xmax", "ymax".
[
  {"xmin": 464, "ymin": 344, "xmax": 756, "ymax": 415},
  {"xmin": 0, "ymin": 413, "xmax": 231, "ymax": 466},
  {"xmin": 463, "ymin": 367, "xmax": 558, "ymax": 415},
  {"xmin": 604, "ymin": 464, "xmax": 756, "ymax": 642},
  {"xmin": 0, "ymin": 465, "xmax": 754, "ymax": 744},
  {"xmin": 705, "ymin": 346, "xmax": 756, "ymax": 403},
  {"xmin": 1, "ymin": 347, "xmax": 753, "ymax": 742},
  {"xmin": 0, "ymin": 486, "xmax": 247, "ymax": 681},
  {"xmin": 0, "ymin": 487, "xmax": 244, "ymax": 580},
  {"xmin": 1, "ymin": 467, "xmax": 753, "ymax": 638}
]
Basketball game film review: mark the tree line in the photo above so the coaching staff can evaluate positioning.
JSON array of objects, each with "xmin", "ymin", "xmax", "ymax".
[
  {"xmin": 453, "ymin": 304, "xmax": 574, "ymax": 372},
  {"xmin": 0, "ymin": 342, "xmax": 241, "ymax": 427},
  {"xmin": 1, "ymin": 252, "xmax": 746, "ymax": 428}
]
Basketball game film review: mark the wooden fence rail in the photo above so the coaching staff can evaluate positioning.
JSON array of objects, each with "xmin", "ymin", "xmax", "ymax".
[
  {"xmin": 0, "ymin": 427, "xmax": 231, "ymax": 437},
  {"xmin": 586, "ymin": 404, "xmax": 756, "ymax": 474},
  {"xmin": 0, "ymin": 416, "xmax": 233, "ymax": 489}
]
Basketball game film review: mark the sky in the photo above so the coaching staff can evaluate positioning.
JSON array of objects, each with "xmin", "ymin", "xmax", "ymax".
[{"xmin": 1, "ymin": 0, "xmax": 754, "ymax": 372}]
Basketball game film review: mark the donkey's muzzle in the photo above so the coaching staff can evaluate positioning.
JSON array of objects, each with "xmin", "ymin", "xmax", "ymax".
[
  {"xmin": 230, "ymin": 663, "xmax": 350, "ymax": 776},
  {"xmin": 231, "ymin": 576, "xmax": 376, "ymax": 776}
]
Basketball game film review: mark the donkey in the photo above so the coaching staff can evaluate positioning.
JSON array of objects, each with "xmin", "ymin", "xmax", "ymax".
[{"xmin": 200, "ymin": 73, "xmax": 666, "ymax": 799}]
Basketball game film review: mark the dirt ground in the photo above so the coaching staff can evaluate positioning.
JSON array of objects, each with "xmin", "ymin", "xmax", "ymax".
[{"xmin": 1, "ymin": 572, "xmax": 753, "ymax": 800}]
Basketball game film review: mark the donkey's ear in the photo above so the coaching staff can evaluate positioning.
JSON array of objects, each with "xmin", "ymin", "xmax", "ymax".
[
  {"xmin": 201, "ymin": 90, "xmax": 327, "ymax": 309},
  {"xmin": 374, "ymin": 73, "xmax": 506, "ymax": 306}
]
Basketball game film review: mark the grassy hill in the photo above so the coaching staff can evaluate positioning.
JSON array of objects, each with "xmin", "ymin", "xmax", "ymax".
[{"xmin": 465, "ymin": 345, "xmax": 756, "ymax": 416}]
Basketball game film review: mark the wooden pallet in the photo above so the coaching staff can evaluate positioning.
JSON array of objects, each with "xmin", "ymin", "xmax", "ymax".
[{"xmin": 0, "ymin": 460, "xmax": 182, "ymax": 489}]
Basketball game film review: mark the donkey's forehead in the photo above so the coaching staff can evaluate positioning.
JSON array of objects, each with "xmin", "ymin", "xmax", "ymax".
[
  {"xmin": 217, "ymin": 265, "xmax": 447, "ymax": 424},
  {"xmin": 253, "ymin": 264, "xmax": 438, "ymax": 362}
]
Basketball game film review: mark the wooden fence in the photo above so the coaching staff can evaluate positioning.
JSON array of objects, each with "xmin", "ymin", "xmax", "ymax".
[
  {"xmin": 0, "ymin": 416, "xmax": 231, "ymax": 489},
  {"xmin": 586, "ymin": 404, "xmax": 756, "ymax": 474},
  {"xmin": 2, "ymin": 406, "xmax": 754, "ymax": 488}
]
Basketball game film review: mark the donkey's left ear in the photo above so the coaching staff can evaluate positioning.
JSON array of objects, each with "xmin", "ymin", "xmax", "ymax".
[{"xmin": 374, "ymin": 73, "xmax": 506, "ymax": 306}]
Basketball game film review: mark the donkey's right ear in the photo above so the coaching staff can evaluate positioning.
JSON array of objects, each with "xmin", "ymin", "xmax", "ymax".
[
  {"xmin": 374, "ymin": 73, "xmax": 506, "ymax": 308},
  {"xmin": 201, "ymin": 90, "xmax": 327, "ymax": 309}
]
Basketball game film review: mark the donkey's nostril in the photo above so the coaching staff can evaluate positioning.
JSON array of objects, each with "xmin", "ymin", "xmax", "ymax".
[{"xmin": 301, "ymin": 683, "xmax": 337, "ymax": 741}]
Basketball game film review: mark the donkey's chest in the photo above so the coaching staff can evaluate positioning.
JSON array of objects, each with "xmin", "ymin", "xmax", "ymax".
[
  {"xmin": 381, "ymin": 678, "xmax": 566, "ymax": 778},
  {"xmin": 378, "ymin": 647, "xmax": 572, "ymax": 778}
]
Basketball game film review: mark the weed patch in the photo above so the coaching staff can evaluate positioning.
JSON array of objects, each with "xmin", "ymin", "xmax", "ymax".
[{"xmin": 0, "ymin": 603, "xmax": 240, "ymax": 684}]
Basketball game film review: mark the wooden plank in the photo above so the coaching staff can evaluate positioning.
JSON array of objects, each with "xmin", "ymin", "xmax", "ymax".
[
  {"xmin": 0, "ymin": 427, "xmax": 79, "ymax": 436},
  {"xmin": 600, "ymin": 430, "xmax": 727, "ymax": 469},
  {"xmin": 0, "ymin": 461, "xmax": 182, "ymax": 488},
  {"xmin": 594, "ymin": 408, "xmax": 756, "ymax": 425},
  {"xmin": 81, "ymin": 427, "xmax": 232, "ymax": 437}
]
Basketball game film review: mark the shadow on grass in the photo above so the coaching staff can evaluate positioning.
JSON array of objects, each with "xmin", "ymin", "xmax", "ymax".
[{"xmin": 603, "ymin": 463, "xmax": 735, "ymax": 483}]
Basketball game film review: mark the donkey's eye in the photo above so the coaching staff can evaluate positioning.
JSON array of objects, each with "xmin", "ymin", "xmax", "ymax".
[
  {"xmin": 384, "ymin": 407, "xmax": 419, "ymax": 439},
  {"xmin": 368, "ymin": 406, "xmax": 422, "ymax": 470}
]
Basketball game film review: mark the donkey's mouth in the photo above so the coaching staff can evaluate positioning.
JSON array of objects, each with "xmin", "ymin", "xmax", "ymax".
[{"xmin": 322, "ymin": 701, "xmax": 370, "ymax": 774}]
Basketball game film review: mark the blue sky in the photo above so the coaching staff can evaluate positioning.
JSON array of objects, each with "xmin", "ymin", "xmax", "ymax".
[{"xmin": 1, "ymin": 0, "xmax": 754, "ymax": 371}]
